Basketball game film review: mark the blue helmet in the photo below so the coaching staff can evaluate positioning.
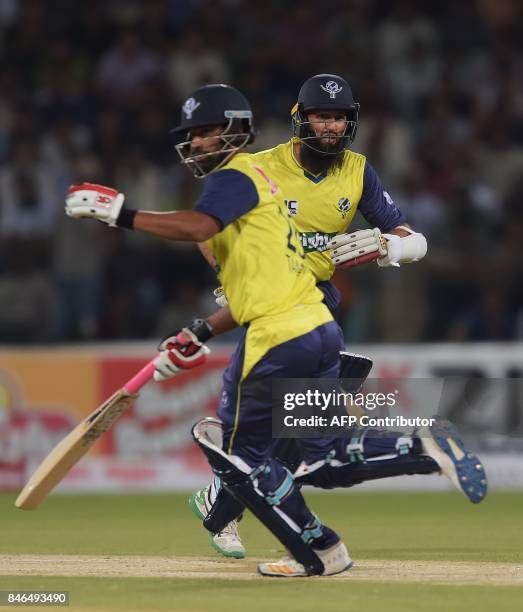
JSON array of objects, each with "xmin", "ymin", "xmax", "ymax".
[
  {"xmin": 172, "ymin": 84, "xmax": 256, "ymax": 178},
  {"xmin": 291, "ymin": 74, "xmax": 359, "ymax": 155}
]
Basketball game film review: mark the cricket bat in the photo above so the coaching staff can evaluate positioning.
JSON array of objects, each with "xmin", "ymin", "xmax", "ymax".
[{"xmin": 15, "ymin": 359, "xmax": 157, "ymax": 510}]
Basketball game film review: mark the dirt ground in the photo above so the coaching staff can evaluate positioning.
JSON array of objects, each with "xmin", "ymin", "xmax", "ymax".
[{"xmin": 1, "ymin": 555, "xmax": 521, "ymax": 585}]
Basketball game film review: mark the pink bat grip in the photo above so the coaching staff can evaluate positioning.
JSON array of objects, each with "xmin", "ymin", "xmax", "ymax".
[{"xmin": 123, "ymin": 359, "xmax": 157, "ymax": 394}]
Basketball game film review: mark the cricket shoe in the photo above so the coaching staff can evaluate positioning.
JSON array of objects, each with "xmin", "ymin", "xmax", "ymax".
[
  {"xmin": 209, "ymin": 519, "xmax": 245, "ymax": 559},
  {"xmin": 422, "ymin": 416, "xmax": 487, "ymax": 504},
  {"xmin": 258, "ymin": 541, "xmax": 353, "ymax": 577},
  {"xmin": 188, "ymin": 486, "xmax": 246, "ymax": 559},
  {"xmin": 188, "ymin": 486, "xmax": 213, "ymax": 521}
]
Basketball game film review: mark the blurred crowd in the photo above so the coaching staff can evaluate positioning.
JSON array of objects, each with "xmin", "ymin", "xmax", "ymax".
[{"xmin": 0, "ymin": 0, "xmax": 522, "ymax": 344}]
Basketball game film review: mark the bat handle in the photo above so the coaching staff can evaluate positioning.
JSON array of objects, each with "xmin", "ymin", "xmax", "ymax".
[
  {"xmin": 124, "ymin": 359, "xmax": 157, "ymax": 394},
  {"xmin": 338, "ymin": 250, "xmax": 381, "ymax": 270}
]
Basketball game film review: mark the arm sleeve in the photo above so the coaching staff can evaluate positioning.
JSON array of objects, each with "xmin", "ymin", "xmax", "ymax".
[
  {"xmin": 194, "ymin": 169, "xmax": 259, "ymax": 228},
  {"xmin": 358, "ymin": 161, "xmax": 406, "ymax": 232}
]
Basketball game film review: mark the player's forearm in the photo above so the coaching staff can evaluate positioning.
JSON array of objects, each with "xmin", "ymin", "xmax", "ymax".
[
  {"xmin": 389, "ymin": 223, "xmax": 411, "ymax": 238},
  {"xmin": 198, "ymin": 241, "xmax": 218, "ymax": 271},
  {"xmin": 206, "ymin": 306, "xmax": 238, "ymax": 336},
  {"xmin": 129, "ymin": 210, "xmax": 221, "ymax": 242}
]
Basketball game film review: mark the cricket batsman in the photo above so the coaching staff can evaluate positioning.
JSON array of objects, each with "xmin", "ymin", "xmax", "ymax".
[{"xmin": 65, "ymin": 83, "xmax": 355, "ymax": 577}]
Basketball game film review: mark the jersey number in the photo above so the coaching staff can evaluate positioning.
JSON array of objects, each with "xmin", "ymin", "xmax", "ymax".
[{"xmin": 279, "ymin": 208, "xmax": 305, "ymax": 259}]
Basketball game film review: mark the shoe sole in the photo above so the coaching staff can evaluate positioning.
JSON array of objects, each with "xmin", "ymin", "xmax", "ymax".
[
  {"xmin": 427, "ymin": 416, "xmax": 487, "ymax": 504},
  {"xmin": 209, "ymin": 534, "xmax": 246, "ymax": 559},
  {"xmin": 258, "ymin": 560, "xmax": 354, "ymax": 577}
]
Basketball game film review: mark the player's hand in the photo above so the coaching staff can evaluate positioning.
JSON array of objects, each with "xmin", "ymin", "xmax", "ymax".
[
  {"xmin": 65, "ymin": 182, "xmax": 125, "ymax": 227},
  {"xmin": 329, "ymin": 228, "xmax": 389, "ymax": 269},
  {"xmin": 153, "ymin": 328, "xmax": 211, "ymax": 382},
  {"xmin": 214, "ymin": 286, "xmax": 228, "ymax": 308}
]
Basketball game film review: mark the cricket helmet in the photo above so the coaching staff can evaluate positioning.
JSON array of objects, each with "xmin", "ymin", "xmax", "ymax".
[
  {"xmin": 172, "ymin": 84, "xmax": 256, "ymax": 178},
  {"xmin": 291, "ymin": 74, "xmax": 359, "ymax": 154}
]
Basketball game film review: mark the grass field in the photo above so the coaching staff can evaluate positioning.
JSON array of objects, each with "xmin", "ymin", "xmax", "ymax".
[{"xmin": 0, "ymin": 491, "xmax": 522, "ymax": 611}]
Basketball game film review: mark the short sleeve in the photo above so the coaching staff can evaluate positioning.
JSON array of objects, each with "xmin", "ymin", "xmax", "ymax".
[
  {"xmin": 194, "ymin": 169, "xmax": 259, "ymax": 228},
  {"xmin": 359, "ymin": 162, "xmax": 406, "ymax": 232}
]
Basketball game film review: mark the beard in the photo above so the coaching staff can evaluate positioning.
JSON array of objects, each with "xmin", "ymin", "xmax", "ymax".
[
  {"xmin": 187, "ymin": 149, "xmax": 230, "ymax": 175},
  {"xmin": 299, "ymin": 136, "xmax": 346, "ymax": 175}
]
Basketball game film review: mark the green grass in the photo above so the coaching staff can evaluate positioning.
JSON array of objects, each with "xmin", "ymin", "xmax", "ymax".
[
  {"xmin": 0, "ymin": 577, "xmax": 522, "ymax": 612},
  {"xmin": 1, "ymin": 491, "xmax": 522, "ymax": 561},
  {"xmin": 1, "ymin": 491, "xmax": 522, "ymax": 611}
]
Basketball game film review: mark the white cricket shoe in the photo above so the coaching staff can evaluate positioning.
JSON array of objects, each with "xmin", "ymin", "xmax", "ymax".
[
  {"xmin": 188, "ymin": 486, "xmax": 246, "ymax": 559},
  {"xmin": 258, "ymin": 541, "xmax": 353, "ymax": 577},
  {"xmin": 210, "ymin": 519, "xmax": 246, "ymax": 559}
]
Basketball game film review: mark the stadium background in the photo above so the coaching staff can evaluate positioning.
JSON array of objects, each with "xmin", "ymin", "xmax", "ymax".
[{"xmin": 1, "ymin": 0, "xmax": 523, "ymax": 494}]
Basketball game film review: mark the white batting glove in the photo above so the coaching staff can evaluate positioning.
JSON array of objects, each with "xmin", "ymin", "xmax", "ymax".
[
  {"xmin": 376, "ymin": 233, "xmax": 401, "ymax": 267},
  {"xmin": 377, "ymin": 226, "xmax": 427, "ymax": 267},
  {"xmin": 213, "ymin": 286, "xmax": 228, "ymax": 308},
  {"xmin": 329, "ymin": 228, "xmax": 388, "ymax": 270},
  {"xmin": 65, "ymin": 182, "xmax": 125, "ymax": 227}
]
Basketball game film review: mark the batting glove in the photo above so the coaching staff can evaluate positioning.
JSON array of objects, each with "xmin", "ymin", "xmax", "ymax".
[
  {"xmin": 376, "ymin": 226, "xmax": 427, "ymax": 267},
  {"xmin": 329, "ymin": 228, "xmax": 389, "ymax": 270},
  {"xmin": 153, "ymin": 320, "xmax": 212, "ymax": 382},
  {"xmin": 65, "ymin": 182, "xmax": 125, "ymax": 227}
]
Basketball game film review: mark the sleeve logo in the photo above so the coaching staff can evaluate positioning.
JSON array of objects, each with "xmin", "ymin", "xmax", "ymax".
[{"xmin": 383, "ymin": 191, "xmax": 394, "ymax": 206}]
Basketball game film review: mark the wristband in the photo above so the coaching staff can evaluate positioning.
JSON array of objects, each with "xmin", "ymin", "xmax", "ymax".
[
  {"xmin": 189, "ymin": 318, "xmax": 214, "ymax": 342},
  {"xmin": 116, "ymin": 208, "xmax": 137, "ymax": 230}
]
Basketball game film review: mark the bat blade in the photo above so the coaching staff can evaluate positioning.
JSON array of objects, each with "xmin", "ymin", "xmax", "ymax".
[{"xmin": 15, "ymin": 388, "xmax": 137, "ymax": 510}]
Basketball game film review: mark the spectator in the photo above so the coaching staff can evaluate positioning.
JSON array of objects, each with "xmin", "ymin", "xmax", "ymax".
[
  {"xmin": 0, "ymin": 1, "xmax": 521, "ymax": 343},
  {"xmin": 0, "ymin": 139, "xmax": 59, "ymax": 239},
  {"xmin": 165, "ymin": 31, "xmax": 231, "ymax": 102},
  {"xmin": 97, "ymin": 30, "xmax": 162, "ymax": 105},
  {"xmin": 0, "ymin": 239, "xmax": 56, "ymax": 342}
]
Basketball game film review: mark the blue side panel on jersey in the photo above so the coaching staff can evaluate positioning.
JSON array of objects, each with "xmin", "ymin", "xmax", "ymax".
[
  {"xmin": 194, "ymin": 168, "xmax": 259, "ymax": 227},
  {"xmin": 316, "ymin": 280, "xmax": 341, "ymax": 316}
]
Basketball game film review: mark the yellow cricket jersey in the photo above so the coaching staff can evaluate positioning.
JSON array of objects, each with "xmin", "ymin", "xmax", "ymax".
[
  {"xmin": 195, "ymin": 152, "xmax": 332, "ymax": 379},
  {"xmin": 251, "ymin": 139, "xmax": 367, "ymax": 281}
]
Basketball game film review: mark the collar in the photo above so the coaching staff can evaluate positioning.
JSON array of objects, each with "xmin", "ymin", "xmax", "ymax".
[{"xmin": 288, "ymin": 139, "xmax": 328, "ymax": 184}]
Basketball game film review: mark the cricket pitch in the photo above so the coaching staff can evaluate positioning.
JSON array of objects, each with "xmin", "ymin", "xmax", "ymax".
[{"xmin": 1, "ymin": 555, "xmax": 521, "ymax": 586}]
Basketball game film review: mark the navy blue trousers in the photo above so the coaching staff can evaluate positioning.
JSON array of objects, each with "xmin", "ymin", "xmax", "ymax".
[{"xmin": 205, "ymin": 320, "xmax": 344, "ymax": 549}]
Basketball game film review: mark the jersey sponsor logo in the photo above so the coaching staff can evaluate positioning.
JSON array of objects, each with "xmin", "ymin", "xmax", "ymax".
[
  {"xmin": 182, "ymin": 97, "xmax": 201, "ymax": 119},
  {"xmin": 285, "ymin": 199, "xmax": 299, "ymax": 216},
  {"xmin": 300, "ymin": 231, "xmax": 337, "ymax": 253},
  {"xmin": 321, "ymin": 80, "xmax": 343, "ymax": 99},
  {"xmin": 336, "ymin": 197, "xmax": 351, "ymax": 218}
]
